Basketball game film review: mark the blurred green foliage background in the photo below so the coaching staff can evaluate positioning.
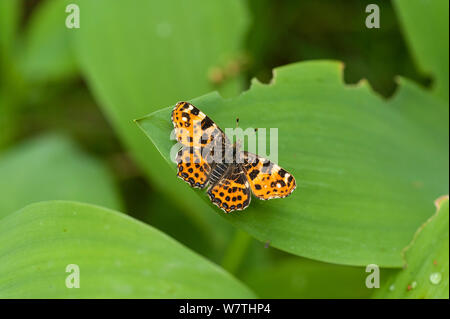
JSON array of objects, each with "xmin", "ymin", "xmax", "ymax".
[{"xmin": 0, "ymin": 0, "xmax": 448, "ymax": 298}]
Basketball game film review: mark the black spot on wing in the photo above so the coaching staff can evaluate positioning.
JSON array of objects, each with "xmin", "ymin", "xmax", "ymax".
[
  {"xmin": 191, "ymin": 107, "xmax": 199, "ymax": 115},
  {"xmin": 249, "ymin": 169, "xmax": 259, "ymax": 180},
  {"xmin": 201, "ymin": 116, "xmax": 214, "ymax": 130},
  {"xmin": 181, "ymin": 112, "xmax": 190, "ymax": 121},
  {"xmin": 261, "ymin": 160, "xmax": 273, "ymax": 173},
  {"xmin": 200, "ymin": 132, "xmax": 210, "ymax": 145}
]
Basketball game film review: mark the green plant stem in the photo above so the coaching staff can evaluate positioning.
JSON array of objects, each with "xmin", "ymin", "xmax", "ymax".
[{"xmin": 221, "ymin": 229, "xmax": 252, "ymax": 275}]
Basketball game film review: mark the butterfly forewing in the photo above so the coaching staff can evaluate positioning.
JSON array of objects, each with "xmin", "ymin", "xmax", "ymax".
[{"xmin": 172, "ymin": 101, "xmax": 227, "ymax": 148}]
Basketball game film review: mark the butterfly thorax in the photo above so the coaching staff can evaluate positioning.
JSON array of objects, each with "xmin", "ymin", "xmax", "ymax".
[{"xmin": 209, "ymin": 143, "xmax": 240, "ymax": 184}]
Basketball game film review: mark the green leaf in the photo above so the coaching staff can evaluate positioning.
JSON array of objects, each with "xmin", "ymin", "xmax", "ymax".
[
  {"xmin": 18, "ymin": 0, "xmax": 77, "ymax": 82},
  {"xmin": 0, "ymin": 201, "xmax": 256, "ymax": 298},
  {"xmin": 241, "ymin": 257, "xmax": 395, "ymax": 299},
  {"xmin": 0, "ymin": 91, "xmax": 18, "ymax": 150},
  {"xmin": 73, "ymin": 0, "xmax": 248, "ymax": 247},
  {"xmin": 374, "ymin": 197, "xmax": 449, "ymax": 299},
  {"xmin": 394, "ymin": 0, "xmax": 449, "ymax": 101},
  {"xmin": 137, "ymin": 61, "xmax": 448, "ymax": 267},
  {"xmin": 0, "ymin": 0, "xmax": 22, "ymax": 149},
  {"xmin": 0, "ymin": 0, "xmax": 20, "ymax": 59},
  {"xmin": 0, "ymin": 134, "xmax": 122, "ymax": 219}
]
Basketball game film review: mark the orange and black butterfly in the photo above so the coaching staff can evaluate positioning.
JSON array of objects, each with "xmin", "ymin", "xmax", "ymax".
[{"xmin": 171, "ymin": 101, "xmax": 296, "ymax": 213}]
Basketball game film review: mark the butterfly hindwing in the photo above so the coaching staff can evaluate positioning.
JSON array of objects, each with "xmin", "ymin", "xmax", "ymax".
[
  {"xmin": 207, "ymin": 165, "xmax": 251, "ymax": 213},
  {"xmin": 176, "ymin": 146, "xmax": 212, "ymax": 188},
  {"xmin": 242, "ymin": 152, "xmax": 296, "ymax": 200}
]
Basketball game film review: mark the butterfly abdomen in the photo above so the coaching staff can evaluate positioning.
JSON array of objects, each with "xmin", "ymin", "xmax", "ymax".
[{"xmin": 209, "ymin": 162, "xmax": 229, "ymax": 184}]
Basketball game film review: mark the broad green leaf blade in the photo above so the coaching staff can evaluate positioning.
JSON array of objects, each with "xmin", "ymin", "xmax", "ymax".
[
  {"xmin": 392, "ymin": 77, "xmax": 448, "ymax": 145},
  {"xmin": 0, "ymin": 134, "xmax": 122, "ymax": 219},
  {"xmin": 137, "ymin": 61, "xmax": 448, "ymax": 267},
  {"xmin": 73, "ymin": 0, "xmax": 248, "ymax": 244},
  {"xmin": 374, "ymin": 197, "xmax": 449, "ymax": 299},
  {"xmin": 241, "ymin": 257, "xmax": 395, "ymax": 299},
  {"xmin": 18, "ymin": 0, "xmax": 78, "ymax": 82},
  {"xmin": 0, "ymin": 201, "xmax": 256, "ymax": 298},
  {"xmin": 394, "ymin": 0, "xmax": 449, "ymax": 101}
]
